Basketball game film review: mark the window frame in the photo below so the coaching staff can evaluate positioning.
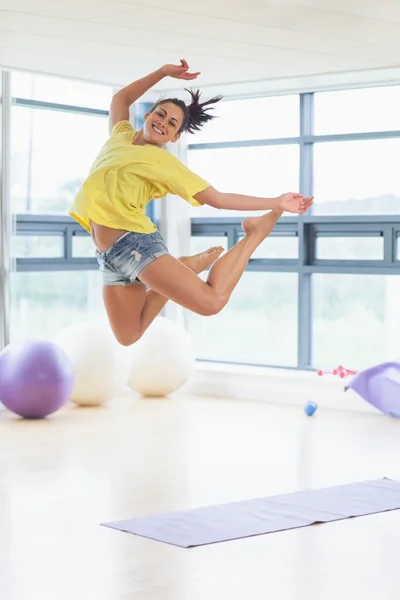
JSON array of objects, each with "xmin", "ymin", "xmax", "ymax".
[{"xmin": 189, "ymin": 91, "xmax": 400, "ymax": 369}]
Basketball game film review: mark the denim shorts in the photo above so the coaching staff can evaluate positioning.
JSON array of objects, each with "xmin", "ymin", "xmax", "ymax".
[{"xmin": 95, "ymin": 230, "xmax": 169, "ymax": 286}]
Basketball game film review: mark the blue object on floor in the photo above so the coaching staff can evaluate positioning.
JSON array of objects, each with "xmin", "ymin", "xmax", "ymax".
[{"xmin": 304, "ymin": 401, "xmax": 318, "ymax": 416}]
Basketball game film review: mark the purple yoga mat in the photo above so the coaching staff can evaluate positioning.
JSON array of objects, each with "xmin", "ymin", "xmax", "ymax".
[{"xmin": 101, "ymin": 478, "xmax": 400, "ymax": 547}]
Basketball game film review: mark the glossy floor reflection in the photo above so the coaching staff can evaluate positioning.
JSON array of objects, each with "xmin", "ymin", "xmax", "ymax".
[{"xmin": 1, "ymin": 393, "xmax": 400, "ymax": 600}]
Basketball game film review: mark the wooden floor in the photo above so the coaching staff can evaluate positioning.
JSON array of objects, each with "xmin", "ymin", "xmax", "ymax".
[{"xmin": 1, "ymin": 392, "xmax": 400, "ymax": 600}]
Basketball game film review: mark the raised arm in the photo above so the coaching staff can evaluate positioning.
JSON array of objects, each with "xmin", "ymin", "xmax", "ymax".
[
  {"xmin": 195, "ymin": 186, "xmax": 313, "ymax": 214},
  {"xmin": 109, "ymin": 59, "xmax": 200, "ymax": 133}
]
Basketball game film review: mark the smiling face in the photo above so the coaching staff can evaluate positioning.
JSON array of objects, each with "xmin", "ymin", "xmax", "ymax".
[{"xmin": 143, "ymin": 101, "xmax": 186, "ymax": 146}]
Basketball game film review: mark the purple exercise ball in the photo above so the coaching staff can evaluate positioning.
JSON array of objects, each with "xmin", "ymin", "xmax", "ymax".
[{"xmin": 0, "ymin": 340, "xmax": 74, "ymax": 419}]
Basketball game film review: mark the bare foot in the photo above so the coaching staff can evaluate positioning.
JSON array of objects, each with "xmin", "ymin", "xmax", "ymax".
[
  {"xmin": 242, "ymin": 209, "xmax": 283, "ymax": 240},
  {"xmin": 180, "ymin": 246, "xmax": 225, "ymax": 274}
]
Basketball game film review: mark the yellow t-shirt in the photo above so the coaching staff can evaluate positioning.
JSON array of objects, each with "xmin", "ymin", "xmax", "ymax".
[{"xmin": 69, "ymin": 120, "xmax": 210, "ymax": 234}]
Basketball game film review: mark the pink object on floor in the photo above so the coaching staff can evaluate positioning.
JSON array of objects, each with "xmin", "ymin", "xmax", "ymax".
[{"xmin": 317, "ymin": 365, "xmax": 357, "ymax": 378}]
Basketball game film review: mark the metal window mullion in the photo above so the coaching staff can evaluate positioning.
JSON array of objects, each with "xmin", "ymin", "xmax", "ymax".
[
  {"xmin": 303, "ymin": 264, "xmax": 400, "ymax": 275},
  {"xmin": 17, "ymin": 227, "xmax": 63, "ymax": 236},
  {"xmin": 0, "ymin": 71, "xmax": 12, "ymax": 349},
  {"xmin": 65, "ymin": 226, "xmax": 73, "ymax": 260},
  {"xmin": 313, "ymin": 258, "xmax": 391, "ymax": 268},
  {"xmin": 16, "ymin": 258, "xmax": 98, "ymax": 272},
  {"xmin": 297, "ymin": 93, "xmax": 314, "ymax": 369},
  {"xmin": 304, "ymin": 130, "xmax": 400, "ymax": 144},
  {"xmin": 192, "ymin": 216, "xmax": 400, "ymax": 226},
  {"xmin": 314, "ymin": 228, "xmax": 384, "ymax": 236},
  {"xmin": 297, "ymin": 221, "xmax": 312, "ymax": 369},
  {"xmin": 16, "ymin": 213, "xmax": 82, "ymax": 226},
  {"xmin": 188, "ymin": 137, "xmax": 300, "ymax": 151},
  {"xmin": 191, "ymin": 225, "xmax": 231, "ymax": 237},
  {"xmin": 197, "ymin": 358, "xmax": 312, "ymax": 371},
  {"xmin": 383, "ymin": 225, "xmax": 395, "ymax": 264},
  {"xmin": 189, "ymin": 132, "xmax": 400, "ymax": 152},
  {"xmin": 227, "ymin": 226, "xmax": 236, "ymax": 249},
  {"xmin": 303, "ymin": 215, "xmax": 400, "ymax": 224},
  {"xmin": 245, "ymin": 262, "xmax": 298, "ymax": 273},
  {"xmin": 13, "ymin": 98, "xmax": 109, "ymax": 118},
  {"xmin": 297, "ymin": 271, "xmax": 312, "ymax": 368},
  {"xmin": 134, "ymin": 102, "xmax": 156, "ymax": 224},
  {"xmin": 299, "ymin": 93, "xmax": 314, "ymax": 197}
]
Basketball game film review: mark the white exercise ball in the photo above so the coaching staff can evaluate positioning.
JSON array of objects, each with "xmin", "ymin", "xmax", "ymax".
[
  {"xmin": 54, "ymin": 319, "xmax": 132, "ymax": 406},
  {"xmin": 128, "ymin": 316, "xmax": 195, "ymax": 397}
]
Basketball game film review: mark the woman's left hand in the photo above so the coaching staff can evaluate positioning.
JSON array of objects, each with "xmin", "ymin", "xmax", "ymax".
[
  {"xmin": 278, "ymin": 193, "xmax": 314, "ymax": 214},
  {"xmin": 161, "ymin": 59, "xmax": 200, "ymax": 80}
]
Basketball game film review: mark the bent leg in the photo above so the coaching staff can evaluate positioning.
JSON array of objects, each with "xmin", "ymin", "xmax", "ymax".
[{"xmin": 103, "ymin": 246, "xmax": 224, "ymax": 346}]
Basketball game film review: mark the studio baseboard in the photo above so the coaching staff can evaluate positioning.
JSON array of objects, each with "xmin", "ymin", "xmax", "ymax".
[{"xmin": 181, "ymin": 362, "xmax": 379, "ymax": 415}]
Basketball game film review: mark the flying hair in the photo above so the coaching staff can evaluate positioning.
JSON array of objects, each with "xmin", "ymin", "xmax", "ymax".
[{"xmin": 152, "ymin": 88, "xmax": 223, "ymax": 134}]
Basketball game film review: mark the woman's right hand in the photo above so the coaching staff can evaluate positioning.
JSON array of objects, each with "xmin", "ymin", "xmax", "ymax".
[{"xmin": 161, "ymin": 59, "xmax": 200, "ymax": 80}]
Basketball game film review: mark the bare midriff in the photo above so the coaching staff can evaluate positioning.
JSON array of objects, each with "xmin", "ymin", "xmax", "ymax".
[{"xmin": 90, "ymin": 220, "xmax": 129, "ymax": 254}]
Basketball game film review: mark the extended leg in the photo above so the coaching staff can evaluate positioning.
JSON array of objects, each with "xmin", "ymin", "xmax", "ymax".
[{"xmin": 138, "ymin": 210, "xmax": 283, "ymax": 316}]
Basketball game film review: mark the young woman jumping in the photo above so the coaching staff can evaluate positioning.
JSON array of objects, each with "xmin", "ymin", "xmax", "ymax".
[{"xmin": 70, "ymin": 59, "xmax": 313, "ymax": 346}]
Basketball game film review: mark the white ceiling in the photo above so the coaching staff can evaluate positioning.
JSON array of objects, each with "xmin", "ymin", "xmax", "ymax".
[{"xmin": 1, "ymin": 0, "xmax": 400, "ymax": 98}]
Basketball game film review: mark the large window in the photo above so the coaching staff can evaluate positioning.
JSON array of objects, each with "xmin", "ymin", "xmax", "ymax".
[
  {"xmin": 192, "ymin": 95, "xmax": 300, "ymax": 144},
  {"xmin": 10, "ymin": 271, "xmax": 104, "ymax": 341},
  {"xmin": 312, "ymin": 274, "xmax": 400, "ymax": 370},
  {"xmin": 314, "ymin": 86, "xmax": 400, "ymax": 135},
  {"xmin": 11, "ymin": 71, "xmax": 112, "ymax": 110},
  {"xmin": 188, "ymin": 144, "xmax": 299, "ymax": 217},
  {"xmin": 11, "ymin": 106, "xmax": 108, "ymax": 214},
  {"xmin": 7, "ymin": 71, "xmax": 113, "ymax": 343},
  {"xmin": 186, "ymin": 271, "xmax": 298, "ymax": 366},
  {"xmin": 189, "ymin": 85, "xmax": 400, "ymax": 369},
  {"xmin": 313, "ymin": 139, "xmax": 400, "ymax": 216}
]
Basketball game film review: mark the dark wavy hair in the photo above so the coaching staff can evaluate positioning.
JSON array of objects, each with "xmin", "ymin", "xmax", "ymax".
[{"xmin": 151, "ymin": 89, "xmax": 223, "ymax": 134}]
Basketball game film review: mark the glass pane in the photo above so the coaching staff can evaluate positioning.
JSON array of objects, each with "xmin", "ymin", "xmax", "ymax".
[
  {"xmin": 12, "ymin": 71, "xmax": 113, "ymax": 110},
  {"xmin": 316, "ymin": 236, "xmax": 383, "ymax": 260},
  {"xmin": 12, "ymin": 235, "xmax": 63, "ymax": 258},
  {"xmin": 73, "ymin": 235, "xmax": 94, "ymax": 258},
  {"xmin": 186, "ymin": 272, "xmax": 298, "ymax": 366},
  {"xmin": 190, "ymin": 236, "xmax": 228, "ymax": 254},
  {"xmin": 314, "ymin": 86, "xmax": 400, "ymax": 135},
  {"xmin": 312, "ymin": 274, "xmax": 400, "ymax": 370},
  {"xmin": 397, "ymin": 236, "xmax": 400, "ymax": 260},
  {"xmin": 193, "ymin": 95, "xmax": 299, "ymax": 144},
  {"xmin": 238, "ymin": 233, "xmax": 298, "ymax": 259},
  {"xmin": 313, "ymin": 139, "xmax": 400, "ymax": 216},
  {"xmin": 10, "ymin": 271, "xmax": 105, "ymax": 342},
  {"xmin": 11, "ymin": 106, "xmax": 108, "ymax": 214},
  {"xmin": 188, "ymin": 145, "xmax": 299, "ymax": 218}
]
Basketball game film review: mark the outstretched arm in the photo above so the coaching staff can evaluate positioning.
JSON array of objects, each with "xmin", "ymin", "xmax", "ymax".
[
  {"xmin": 194, "ymin": 186, "xmax": 313, "ymax": 214},
  {"xmin": 109, "ymin": 59, "xmax": 200, "ymax": 133}
]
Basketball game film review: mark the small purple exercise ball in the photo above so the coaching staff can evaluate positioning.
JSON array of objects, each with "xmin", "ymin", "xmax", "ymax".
[{"xmin": 0, "ymin": 340, "xmax": 74, "ymax": 419}]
